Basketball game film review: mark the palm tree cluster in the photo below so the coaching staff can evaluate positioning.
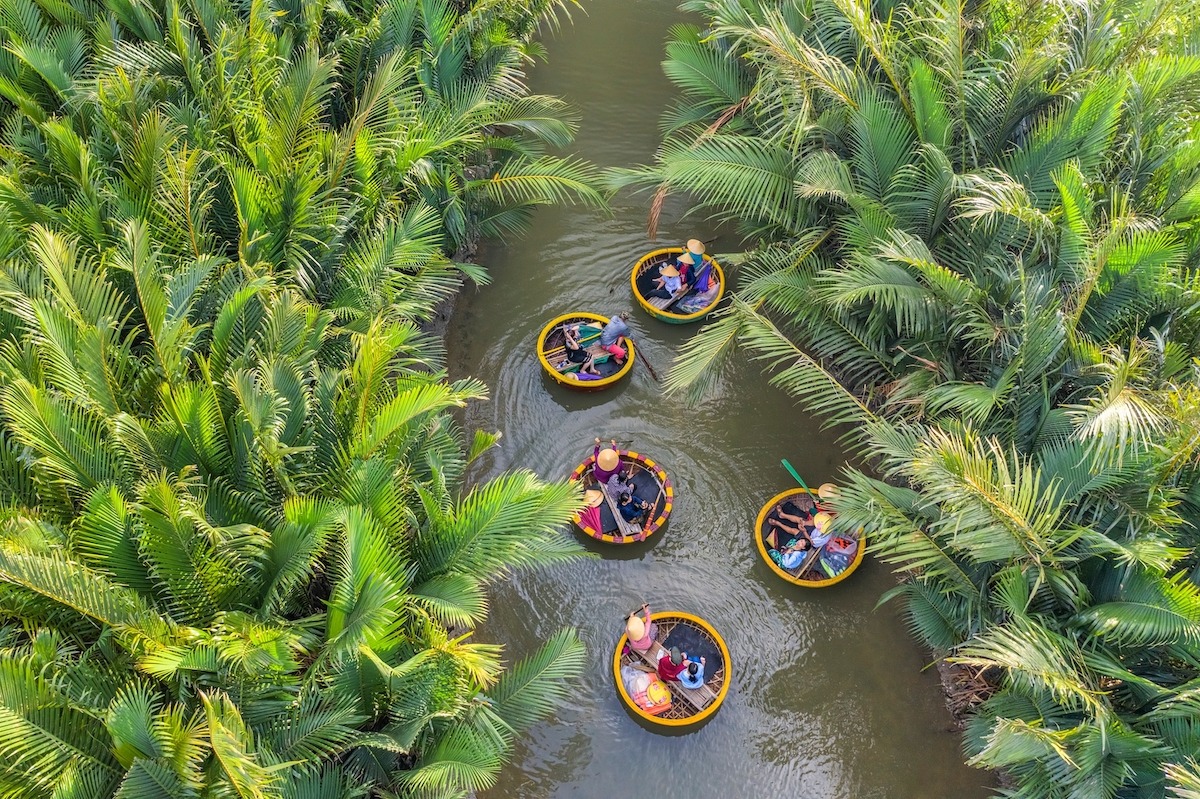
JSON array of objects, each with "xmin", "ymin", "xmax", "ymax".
[
  {"xmin": 617, "ymin": 0, "xmax": 1200, "ymax": 794},
  {"xmin": 0, "ymin": 0, "xmax": 601, "ymax": 796}
]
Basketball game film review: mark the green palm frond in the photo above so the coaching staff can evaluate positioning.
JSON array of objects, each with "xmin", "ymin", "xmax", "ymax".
[
  {"xmin": 0, "ymin": 547, "xmax": 174, "ymax": 643},
  {"xmin": 415, "ymin": 470, "xmax": 584, "ymax": 583},
  {"xmin": 202, "ymin": 692, "xmax": 280, "ymax": 799},
  {"xmin": 953, "ymin": 619, "xmax": 1101, "ymax": 713},
  {"xmin": 411, "ymin": 573, "xmax": 488, "ymax": 629},
  {"xmin": 0, "ymin": 653, "xmax": 123, "ymax": 795},
  {"xmin": 484, "ymin": 628, "xmax": 584, "ymax": 734},
  {"xmin": 467, "ymin": 156, "xmax": 605, "ymax": 209},
  {"xmin": 399, "ymin": 724, "xmax": 502, "ymax": 795},
  {"xmin": 1071, "ymin": 571, "xmax": 1200, "ymax": 650}
]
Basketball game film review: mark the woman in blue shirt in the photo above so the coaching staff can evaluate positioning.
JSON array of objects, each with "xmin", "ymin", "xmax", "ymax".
[{"xmin": 679, "ymin": 657, "xmax": 707, "ymax": 690}]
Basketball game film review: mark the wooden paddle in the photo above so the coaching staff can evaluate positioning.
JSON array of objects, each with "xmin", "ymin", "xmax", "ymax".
[
  {"xmin": 781, "ymin": 458, "xmax": 814, "ymax": 495},
  {"xmin": 635, "ymin": 342, "xmax": 662, "ymax": 383}
]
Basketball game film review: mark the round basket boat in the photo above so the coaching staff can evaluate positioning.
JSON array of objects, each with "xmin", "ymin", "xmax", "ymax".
[
  {"xmin": 754, "ymin": 487, "xmax": 865, "ymax": 588},
  {"xmin": 631, "ymin": 248, "xmax": 725, "ymax": 324},
  {"xmin": 569, "ymin": 448, "xmax": 672, "ymax": 544},
  {"xmin": 537, "ymin": 313, "xmax": 635, "ymax": 390},
  {"xmin": 612, "ymin": 611, "xmax": 731, "ymax": 728}
]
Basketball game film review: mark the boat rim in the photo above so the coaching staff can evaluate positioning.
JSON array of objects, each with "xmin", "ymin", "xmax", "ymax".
[
  {"xmin": 630, "ymin": 247, "xmax": 726, "ymax": 323},
  {"xmin": 536, "ymin": 312, "xmax": 636, "ymax": 389},
  {"xmin": 754, "ymin": 487, "xmax": 866, "ymax": 588},
  {"xmin": 611, "ymin": 611, "xmax": 732, "ymax": 727}
]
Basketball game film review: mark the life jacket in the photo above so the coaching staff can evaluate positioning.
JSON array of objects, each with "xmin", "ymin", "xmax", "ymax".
[{"xmin": 626, "ymin": 670, "xmax": 672, "ymax": 716}]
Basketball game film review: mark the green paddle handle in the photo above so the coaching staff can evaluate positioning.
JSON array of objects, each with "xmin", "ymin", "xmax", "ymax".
[{"xmin": 781, "ymin": 458, "xmax": 813, "ymax": 495}]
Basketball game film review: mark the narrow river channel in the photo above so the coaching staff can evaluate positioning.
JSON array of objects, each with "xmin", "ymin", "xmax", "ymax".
[{"xmin": 445, "ymin": 1, "xmax": 994, "ymax": 795}]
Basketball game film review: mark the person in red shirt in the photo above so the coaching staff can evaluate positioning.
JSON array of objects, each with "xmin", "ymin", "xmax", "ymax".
[{"xmin": 657, "ymin": 646, "xmax": 691, "ymax": 682}]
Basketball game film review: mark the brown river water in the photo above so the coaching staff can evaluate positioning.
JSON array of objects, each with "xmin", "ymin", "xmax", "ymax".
[{"xmin": 445, "ymin": 1, "xmax": 994, "ymax": 795}]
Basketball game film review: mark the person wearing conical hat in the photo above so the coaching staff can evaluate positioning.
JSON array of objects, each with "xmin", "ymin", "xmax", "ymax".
[
  {"xmin": 646, "ymin": 261, "xmax": 683, "ymax": 301},
  {"xmin": 574, "ymin": 489, "xmax": 606, "ymax": 537},
  {"xmin": 593, "ymin": 437, "xmax": 623, "ymax": 484},
  {"xmin": 625, "ymin": 602, "xmax": 657, "ymax": 652},
  {"xmin": 676, "ymin": 239, "xmax": 706, "ymax": 285},
  {"xmin": 814, "ymin": 482, "xmax": 838, "ymax": 512},
  {"xmin": 809, "ymin": 511, "xmax": 836, "ymax": 549}
]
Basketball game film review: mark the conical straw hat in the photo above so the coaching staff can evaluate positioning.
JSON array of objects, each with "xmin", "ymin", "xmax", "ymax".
[
  {"xmin": 813, "ymin": 511, "xmax": 832, "ymax": 530},
  {"xmin": 817, "ymin": 483, "xmax": 839, "ymax": 500},
  {"xmin": 687, "ymin": 239, "xmax": 705, "ymax": 256},
  {"xmin": 597, "ymin": 448, "xmax": 620, "ymax": 471},
  {"xmin": 626, "ymin": 614, "xmax": 645, "ymax": 640},
  {"xmin": 660, "ymin": 264, "xmax": 680, "ymax": 277},
  {"xmin": 583, "ymin": 489, "xmax": 605, "ymax": 507}
]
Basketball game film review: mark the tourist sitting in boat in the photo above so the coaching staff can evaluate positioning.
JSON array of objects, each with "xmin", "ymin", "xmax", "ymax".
[
  {"xmin": 767, "ymin": 535, "xmax": 812, "ymax": 570},
  {"xmin": 679, "ymin": 656, "xmax": 707, "ymax": 690},
  {"xmin": 676, "ymin": 254, "xmax": 695, "ymax": 287},
  {"xmin": 626, "ymin": 603, "xmax": 657, "ymax": 652},
  {"xmin": 809, "ymin": 511, "xmax": 836, "ymax": 548},
  {"xmin": 816, "ymin": 482, "xmax": 838, "ymax": 513},
  {"xmin": 657, "ymin": 646, "xmax": 691, "ymax": 682},
  {"xmin": 646, "ymin": 263, "xmax": 683, "ymax": 300},
  {"xmin": 678, "ymin": 239, "xmax": 707, "ymax": 284},
  {"xmin": 609, "ymin": 465, "xmax": 637, "ymax": 494},
  {"xmin": 599, "ymin": 312, "xmax": 630, "ymax": 362},
  {"xmin": 618, "ymin": 491, "xmax": 650, "ymax": 524},
  {"xmin": 767, "ymin": 502, "xmax": 816, "ymax": 542},
  {"xmin": 593, "ymin": 438, "xmax": 622, "ymax": 484},
  {"xmin": 559, "ymin": 324, "xmax": 600, "ymax": 376}
]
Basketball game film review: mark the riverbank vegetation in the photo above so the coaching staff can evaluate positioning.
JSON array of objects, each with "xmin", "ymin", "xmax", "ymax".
[
  {"xmin": 0, "ymin": 0, "xmax": 602, "ymax": 796},
  {"xmin": 621, "ymin": 0, "xmax": 1200, "ymax": 794}
]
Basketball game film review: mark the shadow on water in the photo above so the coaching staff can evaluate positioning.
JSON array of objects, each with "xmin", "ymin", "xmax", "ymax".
[
  {"xmin": 570, "ymin": 526, "xmax": 668, "ymax": 560},
  {"xmin": 444, "ymin": 0, "xmax": 996, "ymax": 796}
]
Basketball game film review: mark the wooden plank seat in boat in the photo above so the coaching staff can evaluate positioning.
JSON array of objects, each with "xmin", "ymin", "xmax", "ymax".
[
  {"xmin": 628, "ymin": 638, "xmax": 718, "ymax": 712},
  {"xmin": 598, "ymin": 461, "xmax": 650, "ymax": 538},
  {"xmin": 645, "ymin": 284, "xmax": 691, "ymax": 311},
  {"xmin": 601, "ymin": 488, "xmax": 644, "ymax": 538}
]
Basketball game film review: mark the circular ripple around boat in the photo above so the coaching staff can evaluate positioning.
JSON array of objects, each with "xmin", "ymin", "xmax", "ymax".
[
  {"xmin": 537, "ymin": 312, "xmax": 636, "ymax": 390},
  {"xmin": 754, "ymin": 487, "xmax": 866, "ymax": 588},
  {"xmin": 612, "ymin": 612, "xmax": 731, "ymax": 729}
]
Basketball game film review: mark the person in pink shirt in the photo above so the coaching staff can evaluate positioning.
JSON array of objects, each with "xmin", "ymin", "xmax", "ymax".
[{"xmin": 625, "ymin": 603, "xmax": 657, "ymax": 652}]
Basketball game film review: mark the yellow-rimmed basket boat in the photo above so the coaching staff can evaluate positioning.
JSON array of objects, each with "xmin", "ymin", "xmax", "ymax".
[
  {"xmin": 754, "ymin": 487, "xmax": 865, "ymax": 588},
  {"xmin": 613, "ymin": 611, "xmax": 731, "ymax": 728},
  {"xmin": 631, "ymin": 248, "xmax": 725, "ymax": 324},
  {"xmin": 537, "ymin": 312, "xmax": 635, "ymax": 390},
  {"xmin": 569, "ymin": 449, "xmax": 672, "ymax": 544}
]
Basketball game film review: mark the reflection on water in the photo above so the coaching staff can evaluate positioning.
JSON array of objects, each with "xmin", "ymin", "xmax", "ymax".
[{"xmin": 444, "ymin": 0, "xmax": 993, "ymax": 795}]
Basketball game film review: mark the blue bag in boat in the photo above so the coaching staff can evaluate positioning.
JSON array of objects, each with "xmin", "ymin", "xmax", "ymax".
[{"xmin": 818, "ymin": 536, "xmax": 857, "ymax": 577}]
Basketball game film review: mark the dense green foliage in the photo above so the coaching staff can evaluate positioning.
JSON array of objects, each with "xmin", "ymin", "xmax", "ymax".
[
  {"xmin": 0, "ymin": 0, "xmax": 600, "ymax": 796},
  {"xmin": 622, "ymin": 0, "xmax": 1200, "ymax": 795}
]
